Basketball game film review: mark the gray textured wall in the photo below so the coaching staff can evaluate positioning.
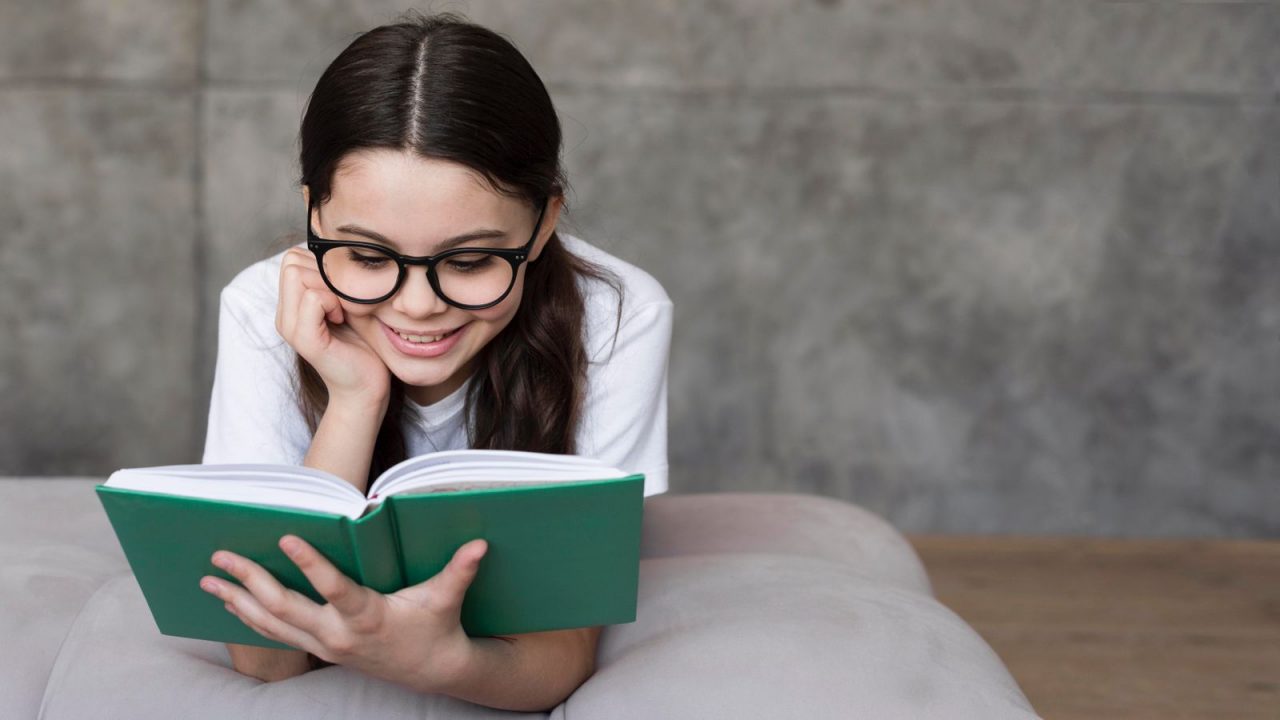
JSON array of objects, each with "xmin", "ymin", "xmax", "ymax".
[{"xmin": 1, "ymin": 1, "xmax": 1277, "ymax": 537}]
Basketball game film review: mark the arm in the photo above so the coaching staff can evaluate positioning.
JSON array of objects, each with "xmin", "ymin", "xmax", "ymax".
[
  {"xmin": 426, "ymin": 626, "xmax": 603, "ymax": 712},
  {"xmin": 222, "ymin": 244, "xmax": 393, "ymax": 681},
  {"xmin": 226, "ymin": 393, "xmax": 387, "ymax": 681}
]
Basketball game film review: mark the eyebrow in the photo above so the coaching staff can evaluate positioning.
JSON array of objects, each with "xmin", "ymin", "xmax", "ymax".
[{"xmin": 333, "ymin": 224, "xmax": 510, "ymax": 253}]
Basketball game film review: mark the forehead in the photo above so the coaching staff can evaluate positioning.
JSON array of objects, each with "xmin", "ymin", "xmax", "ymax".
[{"xmin": 325, "ymin": 149, "xmax": 524, "ymax": 244}]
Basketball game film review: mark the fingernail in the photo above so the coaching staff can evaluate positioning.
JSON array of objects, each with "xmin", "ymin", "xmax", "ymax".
[
  {"xmin": 201, "ymin": 579, "xmax": 219, "ymax": 593},
  {"xmin": 281, "ymin": 537, "xmax": 300, "ymax": 557},
  {"xmin": 212, "ymin": 553, "xmax": 231, "ymax": 570}
]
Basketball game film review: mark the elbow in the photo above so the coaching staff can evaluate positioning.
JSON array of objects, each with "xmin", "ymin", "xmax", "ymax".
[
  {"xmin": 543, "ymin": 659, "xmax": 596, "ymax": 714},
  {"xmin": 224, "ymin": 642, "xmax": 311, "ymax": 683},
  {"xmin": 570, "ymin": 653, "xmax": 597, "ymax": 697},
  {"xmin": 572, "ymin": 626, "xmax": 603, "ymax": 690},
  {"xmin": 537, "ymin": 627, "xmax": 602, "ymax": 710}
]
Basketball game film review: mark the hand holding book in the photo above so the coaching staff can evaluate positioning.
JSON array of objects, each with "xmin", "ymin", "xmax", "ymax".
[
  {"xmin": 200, "ymin": 532, "xmax": 488, "ymax": 693},
  {"xmin": 97, "ymin": 449, "xmax": 645, "ymax": 647}
]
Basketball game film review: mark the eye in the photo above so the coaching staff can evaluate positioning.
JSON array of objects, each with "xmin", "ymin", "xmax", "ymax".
[
  {"xmin": 444, "ymin": 254, "xmax": 497, "ymax": 274},
  {"xmin": 346, "ymin": 248, "xmax": 392, "ymax": 268}
]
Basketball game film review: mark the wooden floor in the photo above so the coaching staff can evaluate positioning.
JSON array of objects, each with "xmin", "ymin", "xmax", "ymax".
[{"xmin": 908, "ymin": 536, "xmax": 1280, "ymax": 720}]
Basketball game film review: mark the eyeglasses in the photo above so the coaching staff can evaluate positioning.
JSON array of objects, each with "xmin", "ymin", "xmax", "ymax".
[{"xmin": 306, "ymin": 200, "xmax": 547, "ymax": 310}]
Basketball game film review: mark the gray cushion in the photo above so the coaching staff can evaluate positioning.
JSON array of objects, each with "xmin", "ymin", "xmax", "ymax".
[
  {"xmin": 639, "ymin": 492, "xmax": 934, "ymax": 594},
  {"xmin": 0, "ymin": 478, "xmax": 129, "ymax": 720},
  {"xmin": 38, "ymin": 573, "xmax": 534, "ymax": 720},
  {"xmin": 563, "ymin": 554, "xmax": 1037, "ymax": 719},
  {"xmin": 34, "ymin": 492, "xmax": 1039, "ymax": 719}
]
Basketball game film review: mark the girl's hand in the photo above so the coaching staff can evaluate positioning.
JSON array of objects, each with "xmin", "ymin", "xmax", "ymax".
[
  {"xmin": 276, "ymin": 247, "xmax": 390, "ymax": 405},
  {"xmin": 200, "ymin": 535, "xmax": 488, "ymax": 693}
]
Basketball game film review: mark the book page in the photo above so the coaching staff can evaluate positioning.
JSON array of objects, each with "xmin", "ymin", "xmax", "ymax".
[
  {"xmin": 104, "ymin": 465, "xmax": 368, "ymax": 519},
  {"xmin": 391, "ymin": 480, "xmax": 573, "ymax": 495},
  {"xmin": 367, "ymin": 450, "xmax": 628, "ymax": 499}
]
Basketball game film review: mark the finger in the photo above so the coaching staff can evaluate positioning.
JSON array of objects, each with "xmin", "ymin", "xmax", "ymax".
[
  {"xmin": 201, "ymin": 575, "xmax": 321, "ymax": 654},
  {"xmin": 298, "ymin": 289, "xmax": 344, "ymax": 345},
  {"xmin": 302, "ymin": 285, "xmax": 344, "ymax": 326},
  {"xmin": 284, "ymin": 248, "xmax": 317, "ymax": 265},
  {"xmin": 431, "ymin": 539, "xmax": 488, "ymax": 612},
  {"xmin": 277, "ymin": 257, "xmax": 308, "ymax": 338},
  {"xmin": 208, "ymin": 550, "xmax": 328, "ymax": 632},
  {"xmin": 278, "ymin": 261, "xmax": 323, "ymax": 333},
  {"xmin": 278, "ymin": 254, "xmax": 342, "ymax": 336},
  {"xmin": 290, "ymin": 257, "xmax": 344, "ymax": 324},
  {"xmin": 222, "ymin": 601, "xmax": 288, "ymax": 647},
  {"xmin": 279, "ymin": 535, "xmax": 372, "ymax": 618},
  {"xmin": 282, "ymin": 251, "xmax": 341, "ymax": 301}
]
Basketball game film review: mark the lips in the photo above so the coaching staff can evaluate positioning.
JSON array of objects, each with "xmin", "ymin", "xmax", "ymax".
[{"xmin": 380, "ymin": 320, "xmax": 469, "ymax": 359}]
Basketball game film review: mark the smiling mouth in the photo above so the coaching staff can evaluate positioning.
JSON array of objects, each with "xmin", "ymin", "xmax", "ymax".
[{"xmin": 389, "ymin": 323, "xmax": 465, "ymax": 344}]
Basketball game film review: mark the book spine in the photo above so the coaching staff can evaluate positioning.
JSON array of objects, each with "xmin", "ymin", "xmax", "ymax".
[
  {"xmin": 344, "ymin": 502, "xmax": 404, "ymax": 593},
  {"xmin": 386, "ymin": 496, "xmax": 407, "ymax": 587}
]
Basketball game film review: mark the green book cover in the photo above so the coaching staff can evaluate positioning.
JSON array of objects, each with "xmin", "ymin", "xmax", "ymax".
[{"xmin": 95, "ymin": 462, "xmax": 644, "ymax": 651}]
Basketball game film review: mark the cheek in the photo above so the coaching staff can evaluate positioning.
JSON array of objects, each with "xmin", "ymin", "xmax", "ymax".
[
  {"xmin": 340, "ymin": 302, "xmax": 387, "ymax": 342},
  {"xmin": 341, "ymin": 301, "xmax": 381, "ymax": 322},
  {"xmin": 471, "ymin": 286, "xmax": 526, "ymax": 331}
]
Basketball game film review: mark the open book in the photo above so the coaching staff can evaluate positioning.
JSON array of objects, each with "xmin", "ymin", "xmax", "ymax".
[{"xmin": 96, "ymin": 450, "xmax": 645, "ymax": 650}]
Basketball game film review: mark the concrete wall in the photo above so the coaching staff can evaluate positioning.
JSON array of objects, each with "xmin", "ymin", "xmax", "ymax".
[{"xmin": 2, "ymin": 1, "xmax": 1277, "ymax": 536}]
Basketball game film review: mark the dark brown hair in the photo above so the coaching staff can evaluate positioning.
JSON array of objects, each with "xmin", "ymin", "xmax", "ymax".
[{"xmin": 294, "ymin": 11, "xmax": 619, "ymax": 485}]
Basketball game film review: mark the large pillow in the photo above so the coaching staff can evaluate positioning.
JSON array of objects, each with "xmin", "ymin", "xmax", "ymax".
[
  {"xmin": 0, "ymin": 478, "xmax": 131, "ymax": 720},
  {"xmin": 38, "ymin": 573, "xmax": 539, "ymax": 720},
  {"xmin": 560, "ymin": 553, "xmax": 1041, "ymax": 720},
  {"xmin": 638, "ymin": 493, "xmax": 934, "ymax": 594},
  {"xmin": 39, "ymin": 555, "xmax": 1039, "ymax": 719}
]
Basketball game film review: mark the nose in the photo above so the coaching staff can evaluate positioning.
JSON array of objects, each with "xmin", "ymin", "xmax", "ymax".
[{"xmin": 391, "ymin": 267, "xmax": 450, "ymax": 318}]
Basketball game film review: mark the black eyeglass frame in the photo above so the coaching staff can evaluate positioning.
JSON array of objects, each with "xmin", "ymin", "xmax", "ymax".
[{"xmin": 306, "ymin": 200, "xmax": 548, "ymax": 310}]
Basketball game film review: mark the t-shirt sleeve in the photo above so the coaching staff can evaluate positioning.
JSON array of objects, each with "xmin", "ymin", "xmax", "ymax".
[
  {"xmin": 201, "ymin": 285, "xmax": 312, "ymax": 466},
  {"xmin": 576, "ymin": 298, "xmax": 673, "ymax": 497}
]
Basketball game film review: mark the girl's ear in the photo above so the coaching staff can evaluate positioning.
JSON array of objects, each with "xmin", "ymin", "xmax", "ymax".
[{"xmin": 527, "ymin": 195, "xmax": 564, "ymax": 263}]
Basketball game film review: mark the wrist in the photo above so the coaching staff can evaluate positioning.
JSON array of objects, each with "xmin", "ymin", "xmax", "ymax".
[
  {"xmin": 326, "ymin": 388, "xmax": 390, "ymax": 420},
  {"xmin": 304, "ymin": 390, "xmax": 389, "ymax": 492},
  {"xmin": 412, "ymin": 634, "xmax": 484, "ymax": 696}
]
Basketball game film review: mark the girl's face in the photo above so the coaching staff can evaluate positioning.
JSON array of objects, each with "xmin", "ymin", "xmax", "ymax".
[{"xmin": 306, "ymin": 149, "xmax": 560, "ymax": 406}]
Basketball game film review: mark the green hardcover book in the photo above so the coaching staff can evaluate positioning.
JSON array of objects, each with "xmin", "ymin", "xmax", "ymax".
[{"xmin": 95, "ymin": 450, "xmax": 645, "ymax": 650}]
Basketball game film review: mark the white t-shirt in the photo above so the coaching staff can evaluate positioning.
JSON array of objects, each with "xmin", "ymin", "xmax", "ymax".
[{"xmin": 201, "ymin": 233, "xmax": 672, "ymax": 497}]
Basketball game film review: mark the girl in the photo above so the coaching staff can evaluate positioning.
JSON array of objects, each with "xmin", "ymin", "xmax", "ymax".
[{"xmin": 194, "ymin": 12, "xmax": 672, "ymax": 712}]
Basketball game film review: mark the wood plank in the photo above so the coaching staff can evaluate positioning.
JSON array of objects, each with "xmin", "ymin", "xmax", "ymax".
[{"xmin": 908, "ymin": 536, "xmax": 1280, "ymax": 720}]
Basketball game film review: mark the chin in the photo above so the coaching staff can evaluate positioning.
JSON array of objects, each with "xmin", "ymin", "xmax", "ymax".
[{"xmin": 390, "ymin": 365, "xmax": 456, "ymax": 389}]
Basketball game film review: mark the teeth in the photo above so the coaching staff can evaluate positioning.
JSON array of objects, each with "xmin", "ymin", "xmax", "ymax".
[{"xmin": 398, "ymin": 330, "xmax": 445, "ymax": 344}]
